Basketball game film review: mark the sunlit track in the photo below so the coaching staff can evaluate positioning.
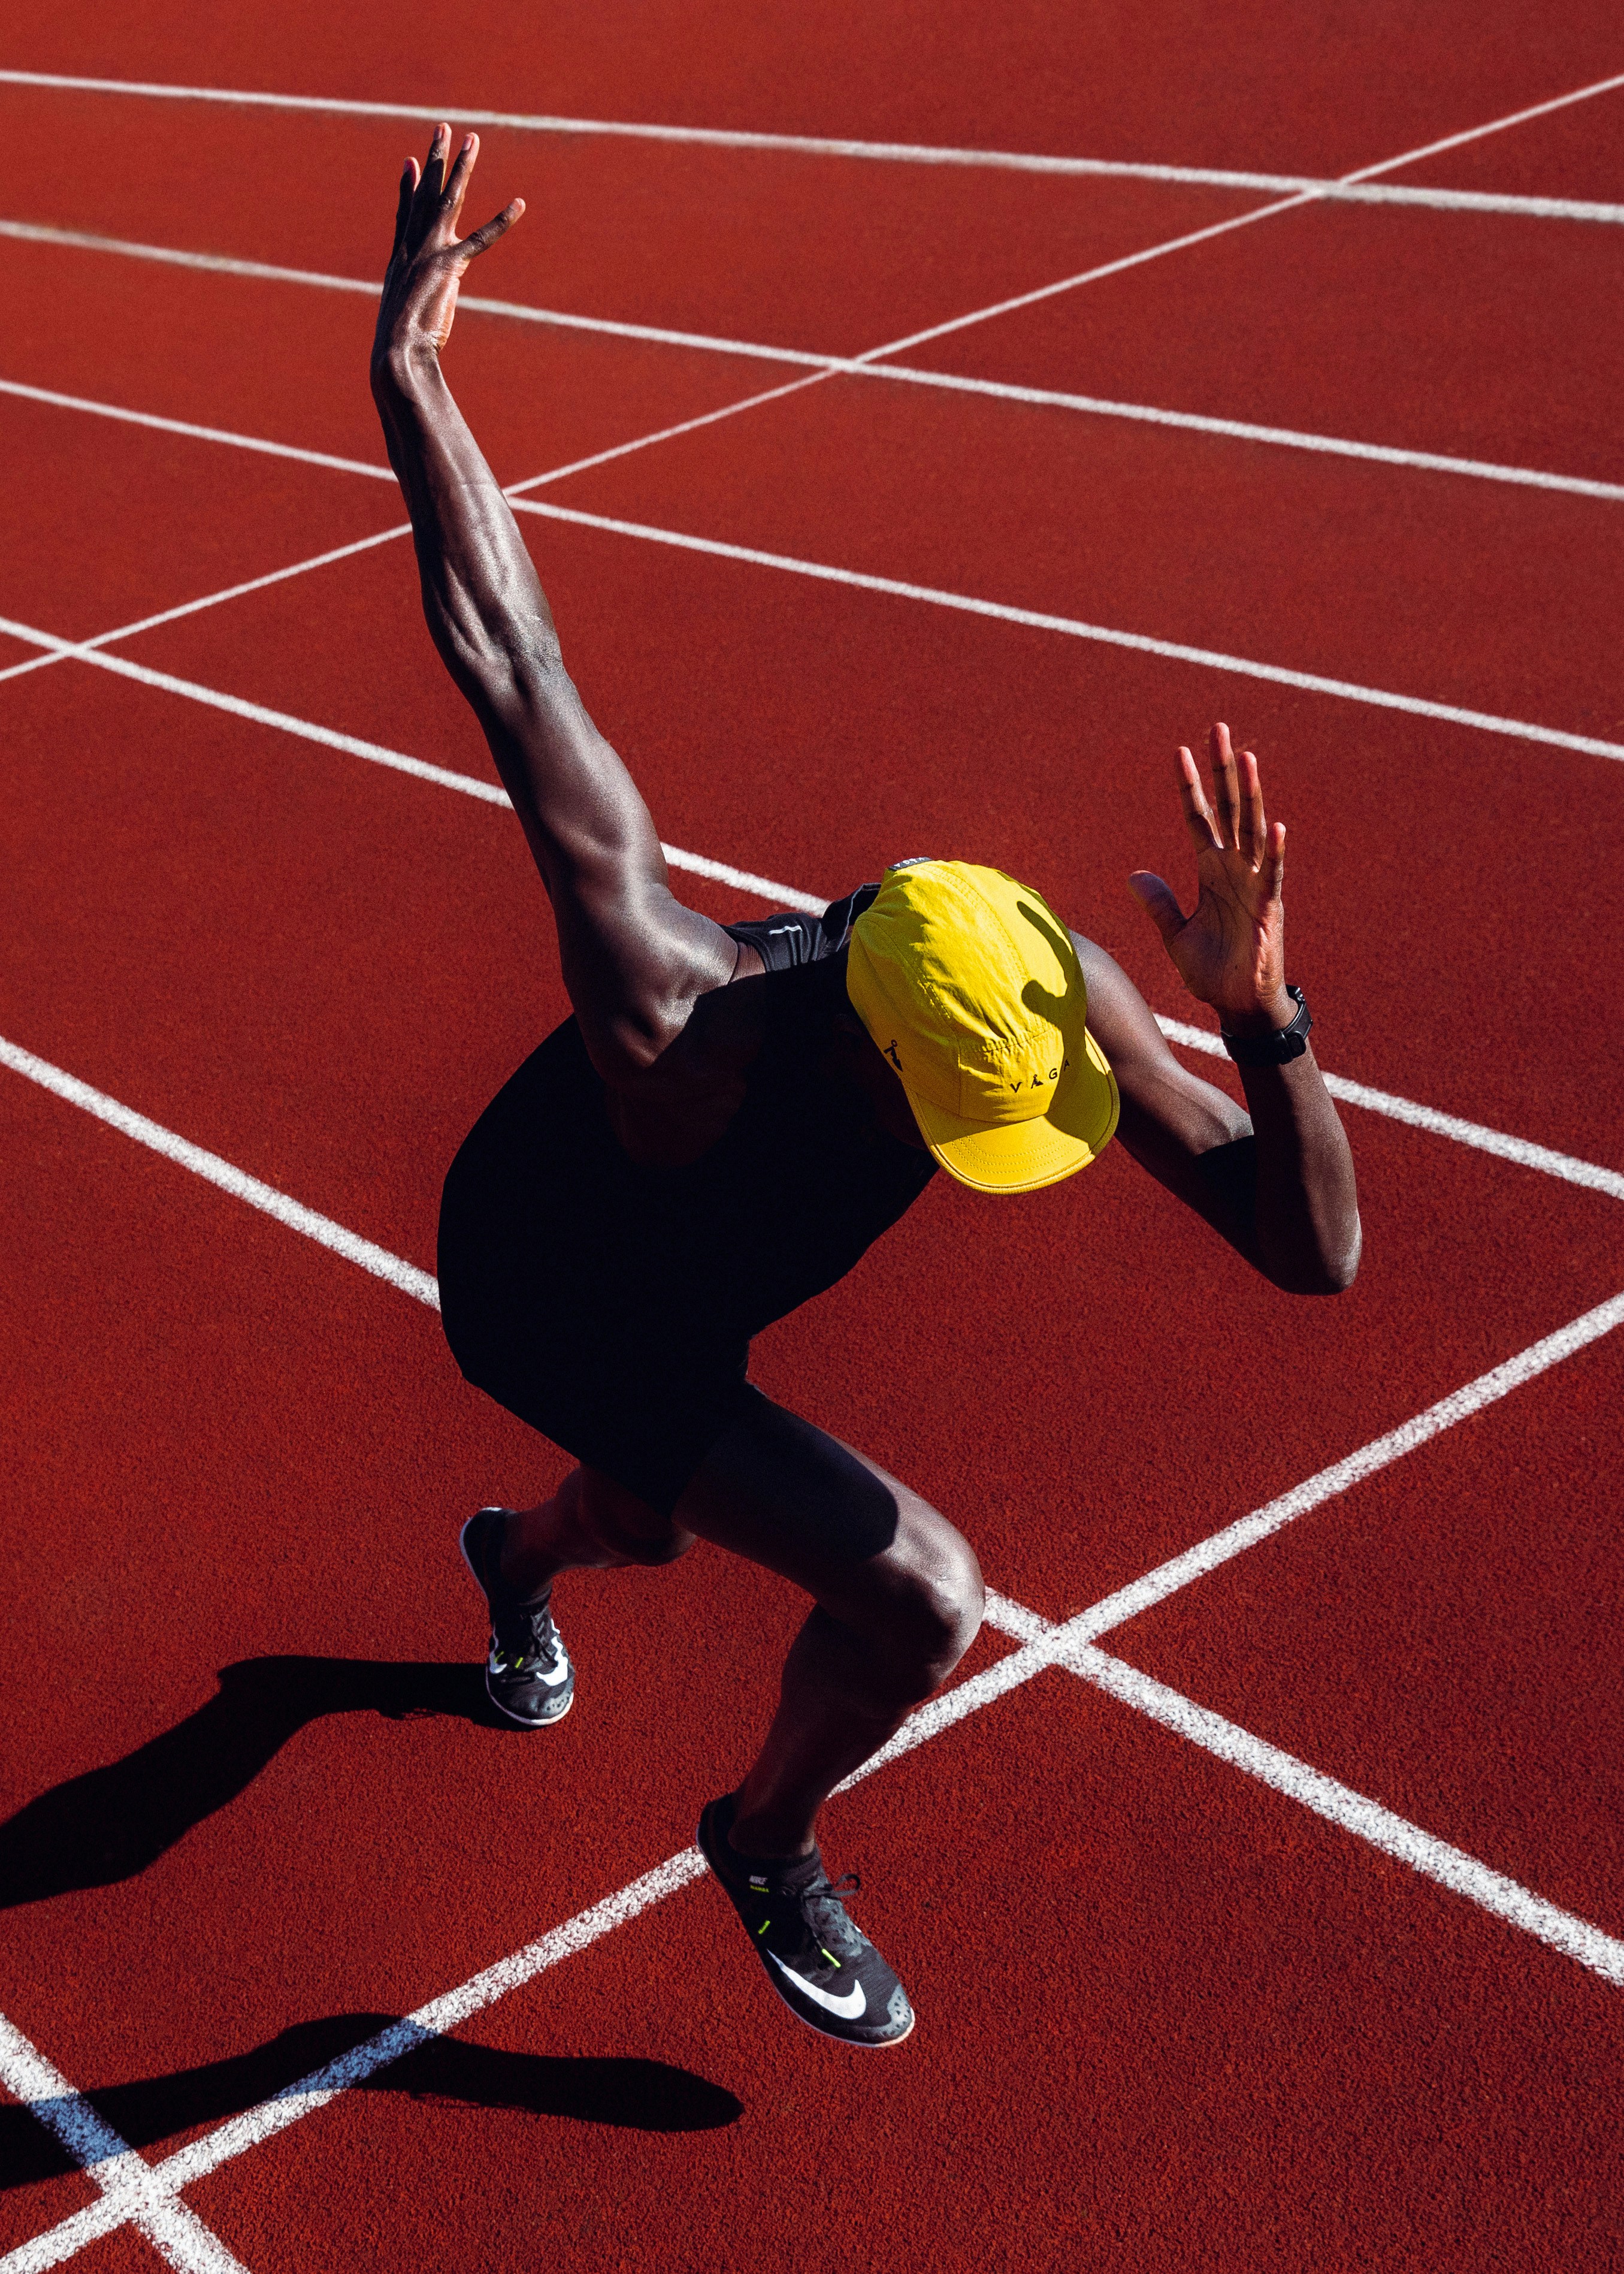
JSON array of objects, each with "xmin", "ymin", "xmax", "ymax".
[
  {"xmin": 5, "ymin": 64, "xmax": 1624, "ymax": 222},
  {"xmin": 2, "ymin": 1017, "xmax": 1620, "ymax": 2269},
  {"xmin": 8, "ymin": 496, "xmax": 1624, "ymax": 856},
  {"xmin": 5, "ymin": 581, "xmax": 1624, "ymax": 1177},
  {"xmin": 512, "ymin": 500, "xmax": 1624, "ymax": 766},
  {"xmin": 5, "ymin": 37, "xmax": 1623, "ymax": 2270},
  {"xmin": 8, "ymin": 65, "xmax": 1623, "ymax": 534},
  {"xmin": 9, "ymin": 319, "xmax": 1623, "ymax": 505},
  {"xmin": 0, "ymin": 369, "xmax": 834, "ymax": 693},
  {"xmin": 0, "ymin": 2015, "xmax": 243, "ymax": 2273}
]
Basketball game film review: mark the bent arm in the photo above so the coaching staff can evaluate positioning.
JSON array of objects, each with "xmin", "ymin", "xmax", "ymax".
[
  {"xmin": 370, "ymin": 129, "xmax": 733, "ymax": 1077},
  {"xmin": 1076, "ymin": 939, "xmax": 1361, "ymax": 1294},
  {"xmin": 1082, "ymin": 723, "xmax": 1360, "ymax": 1294}
]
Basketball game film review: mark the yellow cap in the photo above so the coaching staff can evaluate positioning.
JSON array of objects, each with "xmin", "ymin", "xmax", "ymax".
[{"xmin": 846, "ymin": 860, "xmax": 1118, "ymax": 1195}]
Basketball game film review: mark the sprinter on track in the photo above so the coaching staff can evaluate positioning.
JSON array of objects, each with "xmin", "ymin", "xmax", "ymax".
[{"xmin": 372, "ymin": 128, "xmax": 1361, "ymax": 2049}]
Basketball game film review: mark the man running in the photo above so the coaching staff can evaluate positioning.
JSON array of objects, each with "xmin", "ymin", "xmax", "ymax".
[{"xmin": 372, "ymin": 130, "xmax": 1361, "ymax": 2049}]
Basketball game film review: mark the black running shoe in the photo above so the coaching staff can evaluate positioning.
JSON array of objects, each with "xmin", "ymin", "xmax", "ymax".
[
  {"xmin": 459, "ymin": 1508, "xmax": 574, "ymax": 1728},
  {"xmin": 697, "ymin": 1793, "xmax": 914, "ymax": 2048}
]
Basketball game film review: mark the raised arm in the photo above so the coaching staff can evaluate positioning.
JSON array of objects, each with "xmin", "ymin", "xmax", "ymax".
[
  {"xmin": 1078, "ymin": 725, "xmax": 1360, "ymax": 1295},
  {"xmin": 368, "ymin": 127, "xmax": 736, "ymax": 1079}
]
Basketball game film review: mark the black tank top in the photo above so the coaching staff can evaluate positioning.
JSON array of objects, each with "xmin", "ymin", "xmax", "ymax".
[{"xmin": 438, "ymin": 886, "xmax": 937, "ymax": 1363}]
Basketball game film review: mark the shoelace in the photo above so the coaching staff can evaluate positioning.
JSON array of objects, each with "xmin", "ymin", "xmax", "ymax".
[
  {"xmin": 492, "ymin": 1602, "xmax": 560, "ymax": 1674},
  {"xmin": 801, "ymin": 1871, "xmax": 861, "ymax": 1902},
  {"xmin": 788, "ymin": 1871, "xmax": 867, "ymax": 1962}
]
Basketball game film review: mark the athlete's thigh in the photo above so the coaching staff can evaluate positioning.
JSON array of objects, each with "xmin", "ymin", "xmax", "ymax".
[{"xmin": 672, "ymin": 1392, "xmax": 979, "ymax": 1635}]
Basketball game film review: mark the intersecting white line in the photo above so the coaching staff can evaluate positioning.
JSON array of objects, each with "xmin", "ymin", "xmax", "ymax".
[
  {"xmin": 8, "ymin": 492, "xmax": 1624, "ymax": 831},
  {"xmin": 1061, "ymin": 1645, "xmax": 1624, "ymax": 1986},
  {"xmin": 8, "ymin": 66, "xmax": 1623, "ymax": 540},
  {"xmin": 510, "ymin": 499, "xmax": 1624, "ymax": 765},
  {"xmin": 5, "ymin": 62, "xmax": 1622, "ymax": 2268},
  {"xmin": 2, "ymin": 1023, "xmax": 1620, "ymax": 2271},
  {"xmin": 0, "ymin": 366, "xmax": 828, "ymax": 696},
  {"xmin": 0, "ymin": 615, "xmax": 827, "ymax": 914},
  {"xmin": 0, "ymin": 2015, "xmax": 245, "ymax": 2273},
  {"xmin": 9, "ymin": 334, "xmax": 1622, "ymax": 509},
  {"xmin": 4, "ymin": 73, "xmax": 1617, "ymax": 763},
  {"xmin": 1155, "ymin": 1017, "xmax": 1624, "ymax": 1204},
  {"xmin": 4, "ymin": 591, "xmax": 1622, "ymax": 1174},
  {"xmin": 4, "ymin": 64, "xmax": 1623, "ymax": 221},
  {"xmin": 0, "ymin": 523, "xmax": 416, "ymax": 690},
  {"xmin": 0, "ymin": 373, "xmax": 394, "ymax": 479}
]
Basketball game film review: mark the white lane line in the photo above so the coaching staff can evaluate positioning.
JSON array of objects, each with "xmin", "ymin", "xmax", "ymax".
[
  {"xmin": 657, "ymin": 847, "xmax": 824, "ymax": 913},
  {"xmin": 3, "ymin": 62, "xmax": 1617, "ymax": 2269},
  {"xmin": 12, "ymin": 72, "xmax": 1624, "ymax": 523},
  {"xmin": 8, "ymin": 1306, "xmax": 1622, "ymax": 2267},
  {"xmin": 0, "ymin": 1034, "xmax": 440, "ymax": 1308},
  {"xmin": 1156, "ymin": 1016, "xmax": 1624, "ymax": 1204},
  {"xmin": 147, "ymin": 1853, "xmax": 710, "ymax": 2200},
  {"xmin": 0, "ymin": 611, "xmax": 514, "ymax": 799},
  {"xmin": 0, "ymin": 219, "xmax": 830, "ymax": 366},
  {"xmin": 8, "ymin": 599, "xmax": 1623, "ymax": 1189},
  {"xmin": 4, "ymin": 65, "xmax": 1623, "ymax": 221},
  {"xmin": 0, "ymin": 364, "xmax": 831, "ymax": 697},
  {"xmin": 0, "ymin": 215, "xmax": 385, "ymax": 297},
  {"xmin": 0, "ymin": 523, "xmax": 415, "ymax": 690},
  {"xmin": 14, "ymin": 70, "xmax": 1623, "ymax": 523},
  {"xmin": 0, "ymin": 2014, "xmax": 246, "ymax": 2274},
  {"xmin": 0, "ymin": 373, "xmax": 394, "ymax": 479},
  {"xmin": 2, "ymin": 1045, "xmax": 1620, "ymax": 2272},
  {"xmin": 1042, "ymin": 1292, "xmax": 1624, "ymax": 1648},
  {"xmin": 3, "ymin": 203, "xmax": 1340, "ymax": 386},
  {"xmin": 2, "ymin": 68, "xmax": 1617, "ymax": 584},
  {"xmin": 11, "ymin": 595, "xmax": 1624, "ymax": 1186},
  {"xmin": 860, "ymin": 366, "xmax": 1624, "ymax": 504},
  {"xmin": 510, "ymin": 497, "xmax": 1624, "ymax": 765},
  {"xmin": 1339, "ymin": 70, "xmax": 1624, "ymax": 186},
  {"xmin": 0, "ymin": 609, "xmax": 826, "ymax": 914},
  {"xmin": 750, "ymin": 76, "xmax": 1624, "ymax": 373},
  {"xmin": 11, "ymin": 313, "xmax": 1620, "ymax": 508},
  {"xmin": 1066, "ymin": 1646, "xmax": 1624, "ymax": 1987}
]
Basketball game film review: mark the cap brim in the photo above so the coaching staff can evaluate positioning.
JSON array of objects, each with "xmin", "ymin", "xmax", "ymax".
[{"xmin": 905, "ymin": 1028, "xmax": 1120, "ymax": 1195}]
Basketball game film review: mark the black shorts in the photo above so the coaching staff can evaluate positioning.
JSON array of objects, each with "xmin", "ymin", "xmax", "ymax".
[
  {"xmin": 440, "ymin": 1287, "xmax": 762, "ymax": 1519},
  {"xmin": 437, "ymin": 1090, "xmax": 763, "ymax": 1519},
  {"xmin": 436, "ymin": 908, "xmax": 933, "ymax": 1521}
]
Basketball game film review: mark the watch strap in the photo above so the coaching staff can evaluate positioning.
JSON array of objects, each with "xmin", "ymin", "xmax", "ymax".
[{"xmin": 1221, "ymin": 985, "xmax": 1312, "ymax": 1067}]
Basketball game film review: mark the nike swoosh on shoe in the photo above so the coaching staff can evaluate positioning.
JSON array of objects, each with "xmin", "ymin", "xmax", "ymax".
[
  {"xmin": 488, "ymin": 1648, "xmax": 570, "ymax": 1686},
  {"xmin": 764, "ymin": 1951, "xmax": 866, "ymax": 2019}
]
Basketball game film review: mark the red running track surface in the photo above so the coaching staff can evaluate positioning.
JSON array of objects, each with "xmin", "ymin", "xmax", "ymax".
[
  {"xmin": 104, "ymin": 520, "xmax": 1624, "ymax": 1166},
  {"xmin": 3, "ymin": 16, "xmax": 1624, "ymax": 2273},
  {"xmin": 903, "ymin": 195, "xmax": 1624, "ymax": 489},
  {"xmin": 8, "ymin": 0, "xmax": 1624, "ymax": 177},
  {"xmin": 0, "ymin": 86, "xmax": 1261, "ymax": 363}
]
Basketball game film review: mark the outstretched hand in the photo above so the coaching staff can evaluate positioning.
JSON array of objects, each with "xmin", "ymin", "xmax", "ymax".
[
  {"xmin": 1128, "ymin": 724, "xmax": 1292, "ymax": 1031},
  {"xmin": 373, "ymin": 125, "xmax": 523, "ymax": 372}
]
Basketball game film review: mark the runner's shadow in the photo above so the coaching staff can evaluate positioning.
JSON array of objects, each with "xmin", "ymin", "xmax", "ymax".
[
  {"xmin": 0, "ymin": 2013, "xmax": 742, "ymax": 2185},
  {"xmin": 0, "ymin": 1657, "xmax": 515, "ymax": 1910}
]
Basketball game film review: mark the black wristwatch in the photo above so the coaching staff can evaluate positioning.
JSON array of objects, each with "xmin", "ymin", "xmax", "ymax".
[{"xmin": 1221, "ymin": 985, "xmax": 1312, "ymax": 1066}]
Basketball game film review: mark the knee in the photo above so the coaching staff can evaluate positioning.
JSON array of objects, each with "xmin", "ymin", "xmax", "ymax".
[
  {"xmin": 880, "ymin": 1508, "xmax": 984, "ymax": 1698},
  {"xmin": 571, "ymin": 1469, "xmax": 697, "ymax": 1568},
  {"xmin": 612, "ymin": 1521, "xmax": 697, "ymax": 1568}
]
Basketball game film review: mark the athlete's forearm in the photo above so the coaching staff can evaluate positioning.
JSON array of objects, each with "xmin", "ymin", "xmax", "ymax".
[
  {"xmin": 1218, "ymin": 1048, "xmax": 1360, "ymax": 1294},
  {"xmin": 372, "ymin": 346, "xmax": 664, "ymax": 892},
  {"xmin": 373, "ymin": 345, "xmax": 561, "ymax": 718}
]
